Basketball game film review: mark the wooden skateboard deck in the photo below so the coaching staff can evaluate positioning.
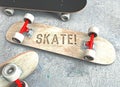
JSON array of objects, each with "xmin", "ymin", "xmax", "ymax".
[
  {"xmin": 0, "ymin": 51, "xmax": 39, "ymax": 87},
  {"xmin": 0, "ymin": 0, "xmax": 87, "ymax": 13},
  {"xmin": 6, "ymin": 21, "xmax": 116, "ymax": 65}
]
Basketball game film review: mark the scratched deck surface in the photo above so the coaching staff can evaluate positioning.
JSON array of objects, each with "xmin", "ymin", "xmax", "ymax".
[{"xmin": 0, "ymin": 0, "xmax": 120, "ymax": 87}]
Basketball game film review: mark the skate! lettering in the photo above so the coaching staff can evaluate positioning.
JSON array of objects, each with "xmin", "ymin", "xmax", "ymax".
[{"xmin": 36, "ymin": 34, "xmax": 77, "ymax": 45}]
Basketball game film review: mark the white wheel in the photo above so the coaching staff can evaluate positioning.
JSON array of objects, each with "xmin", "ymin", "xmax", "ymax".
[
  {"xmin": 4, "ymin": 8, "xmax": 15, "ymax": 16},
  {"xmin": 84, "ymin": 49, "xmax": 96, "ymax": 61},
  {"xmin": 2, "ymin": 63, "xmax": 22, "ymax": 82},
  {"xmin": 12, "ymin": 32, "xmax": 24, "ymax": 43},
  {"xmin": 60, "ymin": 13, "xmax": 70, "ymax": 21},
  {"xmin": 22, "ymin": 81, "xmax": 29, "ymax": 87},
  {"xmin": 24, "ymin": 13, "xmax": 34, "ymax": 23},
  {"xmin": 88, "ymin": 26, "xmax": 99, "ymax": 37},
  {"xmin": 10, "ymin": 81, "xmax": 28, "ymax": 87}
]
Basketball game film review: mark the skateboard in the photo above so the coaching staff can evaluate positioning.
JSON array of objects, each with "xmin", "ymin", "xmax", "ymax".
[
  {"xmin": 0, "ymin": 0, "xmax": 87, "ymax": 21},
  {"xmin": 6, "ymin": 13, "xmax": 116, "ymax": 65},
  {"xmin": 0, "ymin": 51, "xmax": 39, "ymax": 87}
]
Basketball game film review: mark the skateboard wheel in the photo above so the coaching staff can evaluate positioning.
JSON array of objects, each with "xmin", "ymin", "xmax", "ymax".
[
  {"xmin": 2, "ymin": 63, "xmax": 22, "ymax": 82},
  {"xmin": 88, "ymin": 26, "xmax": 99, "ymax": 37},
  {"xmin": 84, "ymin": 49, "xmax": 96, "ymax": 61},
  {"xmin": 24, "ymin": 13, "xmax": 34, "ymax": 23},
  {"xmin": 12, "ymin": 32, "xmax": 24, "ymax": 43},
  {"xmin": 60, "ymin": 13, "xmax": 70, "ymax": 21},
  {"xmin": 4, "ymin": 8, "xmax": 15, "ymax": 16},
  {"xmin": 22, "ymin": 81, "xmax": 29, "ymax": 87}
]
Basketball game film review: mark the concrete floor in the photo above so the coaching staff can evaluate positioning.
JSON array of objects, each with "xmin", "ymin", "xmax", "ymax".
[{"xmin": 0, "ymin": 0, "xmax": 120, "ymax": 87}]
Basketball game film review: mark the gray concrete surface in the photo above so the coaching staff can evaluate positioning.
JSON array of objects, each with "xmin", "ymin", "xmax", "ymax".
[{"xmin": 0, "ymin": 0, "xmax": 120, "ymax": 87}]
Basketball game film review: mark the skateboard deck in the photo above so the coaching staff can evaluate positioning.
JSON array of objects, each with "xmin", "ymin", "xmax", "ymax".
[
  {"xmin": 0, "ymin": 0, "xmax": 87, "ymax": 13},
  {"xmin": 6, "ymin": 21, "xmax": 116, "ymax": 65},
  {"xmin": 0, "ymin": 51, "xmax": 39, "ymax": 87}
]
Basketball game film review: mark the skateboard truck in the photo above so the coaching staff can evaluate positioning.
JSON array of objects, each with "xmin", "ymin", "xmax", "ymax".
[
  {"xmin": 84, "ymin": 27, "xmax": 99, "ymax": 61},
  {"xmin": 2, "ymin": 63, "xmax": 28, "ymax": 87},
  {"xmin": 12, "ymin": 13, "xmax": 34, "ymax": 43}
]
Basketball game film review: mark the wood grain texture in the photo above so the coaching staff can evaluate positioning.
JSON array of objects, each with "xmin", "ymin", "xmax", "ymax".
[
  {"xmin": 6, "ymin": 22, "xmax": 116, "ymax": 64},
  {"xmin": 0, "ymin": 51, "xmax": 39, "ymax": 87}
]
